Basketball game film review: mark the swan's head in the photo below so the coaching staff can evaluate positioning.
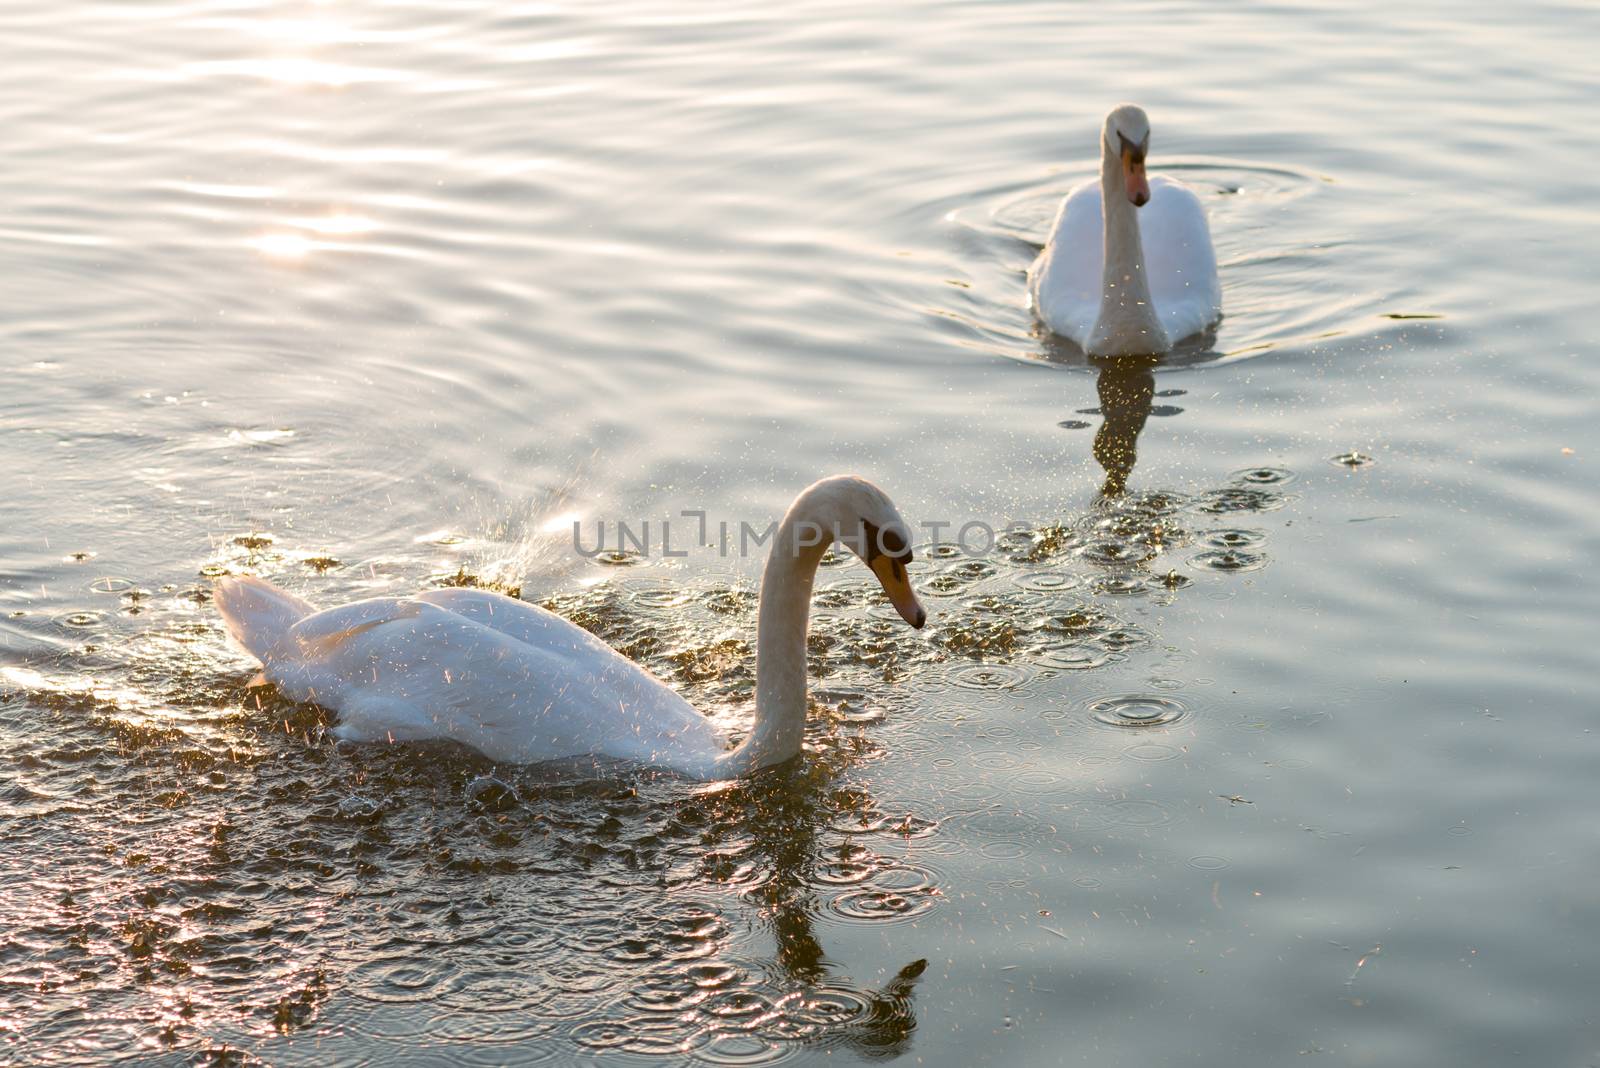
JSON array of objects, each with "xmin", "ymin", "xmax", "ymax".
[
  {"xmin": 1103, "ymin": 104, "xmax": 1152, "ymax": 207},
  {"xmin": 793, "ymin": 475, "xmax": 926, "ymax": 630}
]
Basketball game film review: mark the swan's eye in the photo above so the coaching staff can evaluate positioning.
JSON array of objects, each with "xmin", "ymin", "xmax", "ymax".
[{"xmin": 858, "ymin": 520, "xmax": 913, "ymax": 566}]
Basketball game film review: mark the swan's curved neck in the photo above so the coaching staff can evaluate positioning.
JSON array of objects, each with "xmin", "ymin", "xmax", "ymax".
[
  {"xmin": 715, "ymin": 507, "xmax": 829, "ymax": 776},
  {"xmin": 1093, "ymin": 139, "xmax": 1168, "ymax": 356}
]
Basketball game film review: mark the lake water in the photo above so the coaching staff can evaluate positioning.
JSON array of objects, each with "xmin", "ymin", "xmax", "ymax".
[{"xmin": 3, "ymin": 1, "xmax": 1598, "ymax": 1064}]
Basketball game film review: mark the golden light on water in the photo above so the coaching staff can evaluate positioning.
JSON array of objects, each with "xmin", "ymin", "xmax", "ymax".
[
  {"xmin": 252, "ymin": 214, "xmax": 376, "ymax": 259},
  {"xmin": 253, "ymin": 232, "xmax": 313, "ymax": 259},
  {"xmin": 1, "ymin": 665, "xmax": 57, "ymax": 692},
  {"xmin": 0, "ymin": 665, "xmax": 154, "ymax": 721}
]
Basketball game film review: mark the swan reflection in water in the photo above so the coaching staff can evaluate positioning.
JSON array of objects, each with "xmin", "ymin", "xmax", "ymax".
[
  {"xmin": 681, "ymin": 755, "xmax": 930, "ymax": 1058},
  {"xmin": 331, "ymin": 743, "xmax": 931, "ymax": 1058},
  {"xmin": 1036, "ymin": 319, "xmax": 1213, "ymax": 499},
  {"xmin": 478, "ymin": 707, "xmax": 930, "ymax": 1056},
  {"xmin": 1090, "ymin": 358, "xmax": 1158, "ymax": 498}
]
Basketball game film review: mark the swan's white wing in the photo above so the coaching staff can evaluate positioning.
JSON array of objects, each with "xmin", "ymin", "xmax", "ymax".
[
  {"xmin": 414, "ymin": 587, "xmax": 610, "ymax": 650},
  {"xmin": 1027, "ymin": 182, "xmax": 1103, "ymax": 346},
  {"xmin": 280, "ymin": 596, "xmax": 423, "ymax": 662},
  {"xmin": 267, "ymin": 594, "xmax": 723, "ymax": 768},
  {"xmin": 409, "ymin": 589, "xmax": 726, "ymax": 763},
  {"xmin": 1141, "ymin": 176, "xmax": 1221, "ymax": 343}
]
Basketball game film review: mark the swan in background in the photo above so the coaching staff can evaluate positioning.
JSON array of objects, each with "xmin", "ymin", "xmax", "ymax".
[
  {"xmin": 214, "ymin": 476, "xmax": 926, "ymax": 781},
  {"xmin": 1028, "ymin": 104, "xmax": 1221, "ymax": 356}
]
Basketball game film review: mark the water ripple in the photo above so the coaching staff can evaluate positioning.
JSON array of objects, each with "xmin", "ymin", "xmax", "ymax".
[
  {"xmin": 1190, "ymin": 548, "xmax": 1270, "ymax": 573},
  {"xmin": 1086, "ymin": 694, "xmax": 1191, "ymax": 730}
]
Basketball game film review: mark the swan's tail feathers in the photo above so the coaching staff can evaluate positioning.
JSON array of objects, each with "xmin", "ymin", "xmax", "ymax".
[{"xmin": 214, "ymin": 576, "xmax": 315, "ymax": 662}]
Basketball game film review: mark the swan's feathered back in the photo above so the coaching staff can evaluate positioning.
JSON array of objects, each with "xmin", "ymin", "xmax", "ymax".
[
  {"xmin": 219, "ymin": 580, "xmax": 723, "ymax": 772},
  {"xmin": 1028, "ymin": 176, "xmax": 1221, "ymax": 350}
]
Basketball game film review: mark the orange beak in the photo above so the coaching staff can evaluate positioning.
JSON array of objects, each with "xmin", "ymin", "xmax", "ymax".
[
  {"xmin": 869, "ymin": 555, "xmax": 927, "ymax": 630},
  {"xmin": 1123, "ymin": 149, "xmax": 1150, "ymax": 207}
]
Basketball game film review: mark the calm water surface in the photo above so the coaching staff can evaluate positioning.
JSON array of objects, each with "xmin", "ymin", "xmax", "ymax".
[{"xmin": 3, "ymin": 1, "xmax": 1598, "ymax": 1064}]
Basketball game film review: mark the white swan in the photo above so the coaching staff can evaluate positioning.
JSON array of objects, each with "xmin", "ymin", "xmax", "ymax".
[
  {"xmin": 1028, "ymin": 104, "xmax": 1221, "ymax": 356},
  {"xmin": 213, "ymin": 476, "xmax": 927, "ymax": 781}
]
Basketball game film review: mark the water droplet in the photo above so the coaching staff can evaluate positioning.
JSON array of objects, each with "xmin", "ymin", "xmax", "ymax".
[
  {"xmin": 571, "ymin": 1019, "xmax": 631, "ymax": 1050},
  {"xmin": 349, "ymin": 954, "xmax": 463, "ymax": 1003},
  {"xmin": 1011, "ymin": 770, "xmax": 1065, "ymax": 793},
  {"xmin": 629, "ymin": 981, "xmax": 712, "ymax": 1015},
  {"xmin": 1232, "ymin": 467, "xmax": 1295, "ymax": 485},
  {"xmin": 1014, "ymin": 571, "xmax": 1083, "ymax": 593},
  {"xmin": 335, "ymin": 794, "xmax": 382, "ymax": 821},
  {"xmin": 827, "ymin": 888, "xmax": 937, "ymax": 923},
  {"xmin": 631, "ymin": 583, "xmax": 695, "ymax": 609},
  {"xmin": 979, "ymin": 840, "xmax": 1029, "ymax": 861},
  {"xmin": 1104, "ymin": 798, "xmax": 1178, "ymax": 827},
  {"xmin": 693, "ymin": 1030, "xmax": 787, "ymax": 1066},
  {"xmin": 948, "ymin": 663, "xmax": 1032, "ymax": 692},
  {"xmin": 684, "ymin": 963, "xmax": 745, "ymax": 990},
  {"xmin": 1078, "ymin": 540, "xmax": 1152, "ymax": 567},
  {"xmin": 56, "ymin": 611, "xmax": 105, "ymax": 629},
  {"xmin": 465, "ymin": 775, "xmax": 520, "ymax": 812},
  {"xmin": 1203, "ymin": 528, "xmax": 1266, "ymax": 549},
  {"xmin": 1092, "ymin": 626, "xmax": 1149, "ymax": 651},
  {"xmin": 789, "ymin": 986, "xmax": 872, "ymax": 1026},
  {"xmin": 1087, "ymin": 694, "xmax": 1190, "ymax": 729},
  {"xmin": 703, "ymin": 587, "xmax": 755, "ymax": 615},
  {"xmin": 1191, "ymin": 487, "xmax": 1289, "ymax": 515},
  {"xmin": 1037, "ymin": 644, "xmax": 1121, "ymax": 671},
  {"xmin": 1041, "ymin": 605, "xmax": 1113, "ymax": 637},
  {"xmin": 617, "ymin": 1015, "xmax": 708, "ymax": 1056},
  {"xmin": 1091, "ymin": 574, "xmax": 1149, "ymax": 596},
  {"xmin": 1124, "ymin": 742, "xmax": 1182, "ymax": 762},
  {"xmin": 1190, "ymin": 549, "xmax": 1268, "ymax": 573},
  {"xmin": 813, "ymin": 859, "xmax": 878, "ymax": 885},
  {"xmin": 972, "ymin": 750, "xmax": 1021, "ymax": 770},
  {"xmin": 702, "ymin": 988, "xmax": 777, "ymax": 1028}
]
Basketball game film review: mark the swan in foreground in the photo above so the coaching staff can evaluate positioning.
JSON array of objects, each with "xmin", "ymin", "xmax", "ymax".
[
  {"xmin": 1028, "ymin": 104, "xmax": 1221, "ymax": 356},
  {"xmin": 214, "ymin": 476, "xmax": 926, "ymax": 781}
]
